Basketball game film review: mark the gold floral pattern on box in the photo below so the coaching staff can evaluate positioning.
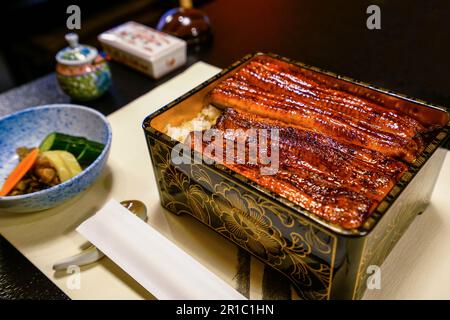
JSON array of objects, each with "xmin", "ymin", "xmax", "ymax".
[{"xmin": 149, "ymin": 141, "xmax": 337, "ymax": 300}]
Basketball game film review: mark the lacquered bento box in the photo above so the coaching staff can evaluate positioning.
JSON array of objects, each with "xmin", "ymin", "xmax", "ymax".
[{"xmin": 142, "ymin": 53, "xmax": 450, "ymax": 299}]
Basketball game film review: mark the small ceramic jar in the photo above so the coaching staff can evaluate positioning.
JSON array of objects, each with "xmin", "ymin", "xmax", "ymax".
[{"xmin": 56, "ymin": 33, "xmax": 112, "ymax": 101}]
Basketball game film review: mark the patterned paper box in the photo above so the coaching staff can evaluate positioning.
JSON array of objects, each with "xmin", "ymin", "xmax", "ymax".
[{"xmin": 99, "ymin": 21, "xmax": 187, "ymax": 79}]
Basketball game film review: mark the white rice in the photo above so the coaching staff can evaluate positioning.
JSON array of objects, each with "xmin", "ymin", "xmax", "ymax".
[{"xmin": 165, "ymin": 105, "xmax": 221, "ymax": 142}]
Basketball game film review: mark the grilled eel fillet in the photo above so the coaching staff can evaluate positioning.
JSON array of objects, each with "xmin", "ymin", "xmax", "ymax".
[
  {"xmin": 205, "ymin": 56, "xmax": 427, "ymax": 163},
  {"xmin": 188, "ymin": 108, "xmax": 408, "ymax": 229}
]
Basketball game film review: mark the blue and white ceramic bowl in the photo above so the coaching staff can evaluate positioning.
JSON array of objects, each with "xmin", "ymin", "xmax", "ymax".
[{"xmin": 0, "ymin": 104, "xmax": 112, "ymax": 213}]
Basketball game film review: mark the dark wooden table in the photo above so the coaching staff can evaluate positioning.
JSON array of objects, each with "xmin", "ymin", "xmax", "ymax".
[{"xmin": 1, "ymin": 0, "xmax": 449, "ymax": 299}]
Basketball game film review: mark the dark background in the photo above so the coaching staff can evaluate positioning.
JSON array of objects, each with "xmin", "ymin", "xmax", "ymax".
[
  {"xmin": 0, "ymin": 0, "xmax": 173, "ymax": 91},
  {"xmin": 0, "ymin": 0, "xmax": 449, "ymax": 299},
  {"xmin": 1, "ymin": 0, "xmax": 450, "ymax": 107}
]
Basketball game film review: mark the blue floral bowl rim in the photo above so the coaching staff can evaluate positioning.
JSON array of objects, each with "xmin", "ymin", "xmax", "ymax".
[{"xmin": 0, "ymin": 104, "xmax": 112, "ymax": 200}]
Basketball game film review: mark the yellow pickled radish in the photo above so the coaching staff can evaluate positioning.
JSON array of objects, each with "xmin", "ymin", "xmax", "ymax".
[
  {"xmin": 57, "ymin": 151, "xmax": 82, "ymax": 177},
  {"xmin": 41, "ymin": 151, "xmax": 82, "ymax": 182}
]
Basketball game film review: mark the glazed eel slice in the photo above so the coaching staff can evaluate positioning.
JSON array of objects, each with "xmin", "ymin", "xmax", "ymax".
[
  {"xmin": 187, "ymin": 109, "xmax": 407, "ymax": 229},
  {"xmin": 249, "ymin": 56, "xmax": 426, "ymax": 138},
  {"xmin": 188, "ymin": 131, "xmax": 375, "ymax": 229},
  {"xmin": 205, "ymin": 57, "xmax": 425, "ymax": 162},
  {"xmin": 216, "ymin": 108, "xmax": 407, "ymax": 177},
  {"xmin": 214, "ymin": 108, "xmax": 407, "ymax": 201},
  {"xmin": 238, "ymin": 61, "xmax": 426, "ymax": 146}
]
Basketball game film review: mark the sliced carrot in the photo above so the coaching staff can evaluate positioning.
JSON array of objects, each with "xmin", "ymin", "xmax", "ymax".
[{"xmin": 0, "ymin": 148, "xmax": 39, "ymax": 197}]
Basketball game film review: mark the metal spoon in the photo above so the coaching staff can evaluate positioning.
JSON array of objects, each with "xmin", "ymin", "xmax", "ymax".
[{"xmin": 52, "ymin": 200, "xmax": 147, "ymax": 271}]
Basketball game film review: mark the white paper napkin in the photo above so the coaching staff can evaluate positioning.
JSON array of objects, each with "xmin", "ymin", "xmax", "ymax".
[{"xmin": 76, "ymin": 199, "xmax": 247, "ymax": 300}]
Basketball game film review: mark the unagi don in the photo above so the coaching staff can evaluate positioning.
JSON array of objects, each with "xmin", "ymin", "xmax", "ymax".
[{"xmin": 197, "ymin": 56, "xmax": 432, "ymax": 229}]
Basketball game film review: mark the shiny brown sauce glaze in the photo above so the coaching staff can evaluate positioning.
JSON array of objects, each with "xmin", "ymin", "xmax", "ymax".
[
  {"xmin": 205, "ymin": 56, "xmax": 428, "ymax": 163},
  {"xmin": 199, "ymin": 56, "xmax": 437, "ymax": 229}
]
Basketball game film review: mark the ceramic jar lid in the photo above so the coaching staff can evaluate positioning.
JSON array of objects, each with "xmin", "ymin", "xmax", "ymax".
[{"xmin": 56, "ymin": 33, "xmax": 98, "ymax": 66}]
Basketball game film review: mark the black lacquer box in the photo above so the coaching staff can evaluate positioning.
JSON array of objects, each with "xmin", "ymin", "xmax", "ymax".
[{"xmin": 143, "ymin": 53, "xmax": 450, "ymax": 299}]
